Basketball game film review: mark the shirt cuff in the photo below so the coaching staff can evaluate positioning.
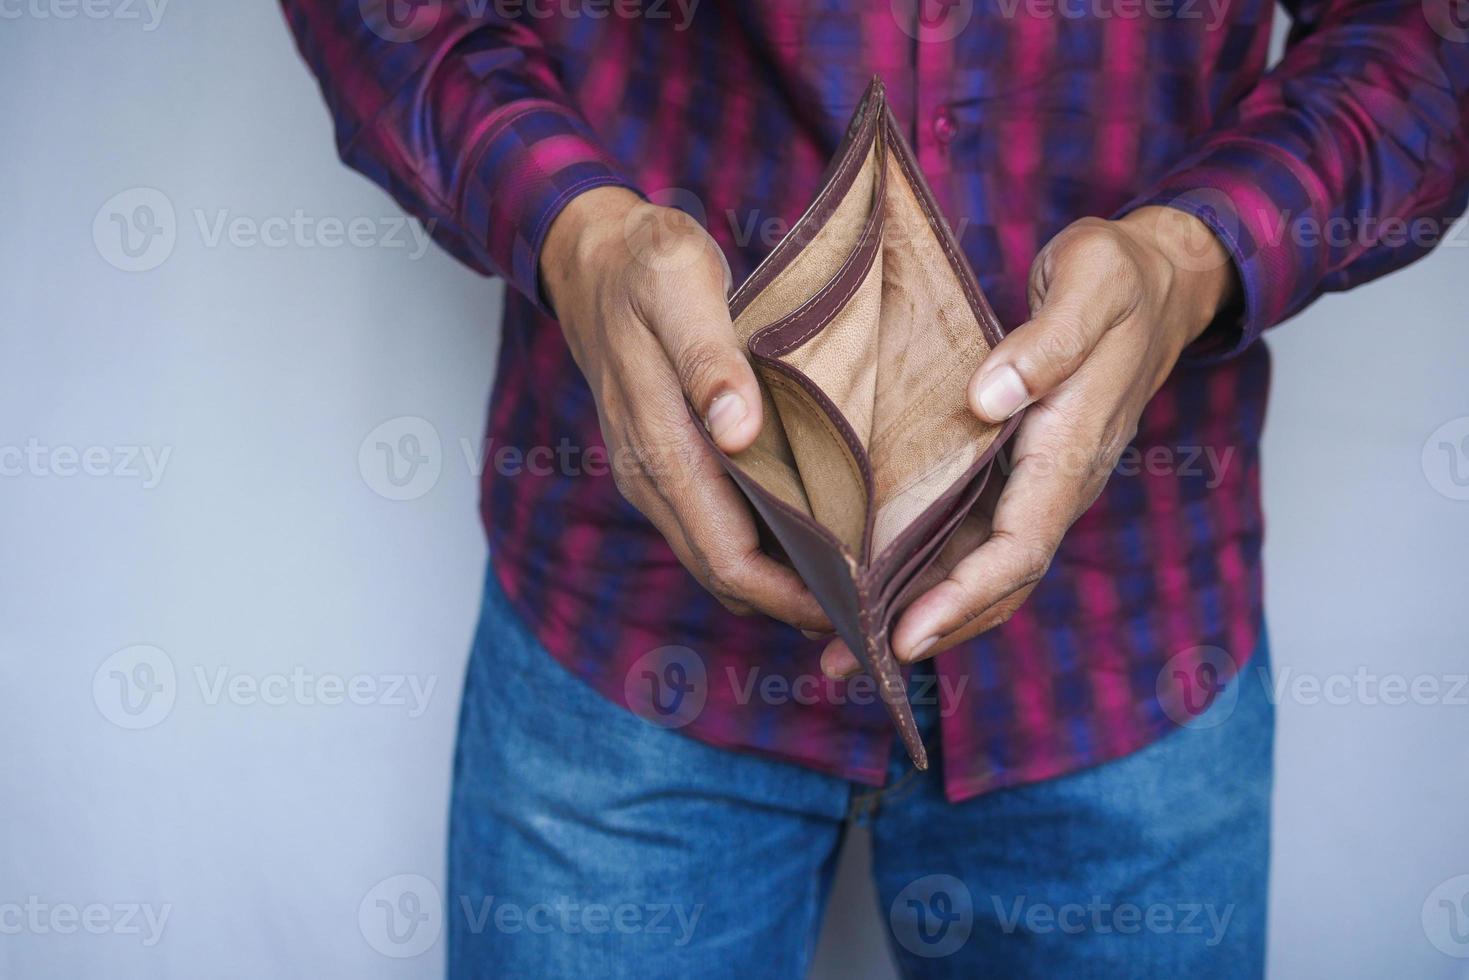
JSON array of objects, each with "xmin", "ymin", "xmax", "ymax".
[
  {"xmin": 1118, "ymin": 144, "xmax": 1318, "ymax": 362},
  {"xmin": 458, "ymin": 99, "xmax": 639, "ymax": 315}
]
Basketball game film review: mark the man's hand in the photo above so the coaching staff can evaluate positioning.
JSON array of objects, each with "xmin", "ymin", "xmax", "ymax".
[
  {"xmin": 541, "ymin": 186, "xmax": 831, "ymax": 630},
  {"xmin": 821, "ymin": 206, "xmax": 1238, "ymax": 677}
]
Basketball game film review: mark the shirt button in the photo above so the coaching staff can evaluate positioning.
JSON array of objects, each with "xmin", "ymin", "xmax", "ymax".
[{"xmin": 933, "ymin": 110, "xmax": 957, "ymax": 145}]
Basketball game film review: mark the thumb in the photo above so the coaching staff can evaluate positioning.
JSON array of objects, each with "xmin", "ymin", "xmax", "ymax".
[
  {"xmin": 968, "ymin": 233, "xmax": 1134, "ymax": 423},
  {"xmin": 654, "ymin": 272, "xmax": 764, "ymax": 454}
]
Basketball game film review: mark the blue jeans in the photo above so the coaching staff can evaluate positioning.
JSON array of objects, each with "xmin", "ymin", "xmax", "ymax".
[{"xmin": 449, "ymin": 571, "xmax": 1273, "ymax": 978}]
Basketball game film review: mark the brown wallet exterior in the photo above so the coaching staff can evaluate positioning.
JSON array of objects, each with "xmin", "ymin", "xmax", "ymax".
[{"xmin": 694, "ymin": 77, "xmax": 1022, "ymax": 769}]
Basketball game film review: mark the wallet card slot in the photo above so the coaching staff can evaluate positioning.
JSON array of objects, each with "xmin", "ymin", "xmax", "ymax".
[
  {"xmin": 730, "ymin": 81, "xmax": 886, "ymax": 322},
  {"xmin": 731, "ymin": 110, "xmax": 889, "ymax": 562},
  {"xmin": 688, "ymin": 393, "xmax": 851, "ymax": 559},
  {"xmin": 754, "ymin": 360, "xmax": 875, "ymax": 559},
  {"xmin": 748, "ymin": 139, "xmax": 886, "ymax": 361},
  {"xmin": 870, "ymin": 461, "xmax": 997, "ymax": 614},
  {"xmin": 751, "ymin": 205, "xmax": 885, "ymax": 457}
]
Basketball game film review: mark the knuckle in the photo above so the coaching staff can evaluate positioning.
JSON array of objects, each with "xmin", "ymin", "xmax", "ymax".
[
  {"xmin": 638, "ymin": 243, "xmax": 724, "ymax": 304},
  {"xmin": 1066, "ymin": 224, "xmax": 1126, "ymax": 266},
  {"xmin": 1066, "ymin": 226, "xmax": 1143, "ymax": 292},
  {"xmin": 1097, "ymin": 416, "xmax": 1139, "ymax": 469},
  {"xmin": 610, "ymin": 463, "xmax": 640, "ymax": 502}
]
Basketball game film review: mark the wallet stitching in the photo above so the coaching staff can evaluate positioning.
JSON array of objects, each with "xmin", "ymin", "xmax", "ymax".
[
  {"xmin": 887, "ymin": 138, "xmax": 974, "ymax": 312},
  {"xmin": 874, "ymin": 446, "xmax": 984, "ymax": 528},
  {"xmin": 761, "ymin": 370, "xmax": 868, "ymax": 500},
  {"xmin": 867, "ymin": 116, "xmax": 1011, "ymax": 570},
  {"xmin": 869, "ymin": 354, "xmax": 984, "ymax": 456},
  {"xmin": 875, "ymin": 103, "xmax": 1004, "ymax": 345},
  {"xmin": 866, "ymin": 139, "xmax": 995, "ymax": 489},
  {"xmin": 764, "ymin": 243, "xmax": 881, "ymax": 357},
  {"xmin": 731, "ymin": 97, "xmax": 882, "ymax": 317},
  {"xmin": 755, "ymin": 142, "xmax": 887, "ymax": 358},
  {"xmin": 684, "ymin": 393, "xmax": 854, "ymax": 558}
]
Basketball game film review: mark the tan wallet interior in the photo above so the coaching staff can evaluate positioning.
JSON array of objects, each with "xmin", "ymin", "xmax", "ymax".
[{"xmin": 729, "ymin": 125, "xmax": 1003, "ymax": 562}]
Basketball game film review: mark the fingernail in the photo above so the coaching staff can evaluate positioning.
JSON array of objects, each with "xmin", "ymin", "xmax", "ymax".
[
  {"xmin": 976, "ymin": 365, "xmax": 1028, "ymax": 421},
  {"xmin": 705, "ymin": 392, "xmax": 747, "ymax": 442},
  {"xmin": 903, "ymin": 636, "xmax": 938, "ymax": 663}
]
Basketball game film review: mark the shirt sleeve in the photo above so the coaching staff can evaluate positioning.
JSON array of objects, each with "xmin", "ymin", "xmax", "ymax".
[
  {"xmin": 1121, "ymin": 0, "xmax": 1469, "ymax": 360},
  {"xmin": 278, "ymin": 1, "xmax": 638, "ymax": 309}
]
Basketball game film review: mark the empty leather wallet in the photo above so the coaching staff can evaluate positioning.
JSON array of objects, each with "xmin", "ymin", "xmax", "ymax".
[{"xmin": 694, "ymin": 77, "xmax": 1023, "ymax": 769}]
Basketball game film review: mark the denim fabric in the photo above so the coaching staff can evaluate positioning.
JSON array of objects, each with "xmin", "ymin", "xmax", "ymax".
[{"xmin": 448, "ymin": 571, "xmax": 1273, "ymax": 978}]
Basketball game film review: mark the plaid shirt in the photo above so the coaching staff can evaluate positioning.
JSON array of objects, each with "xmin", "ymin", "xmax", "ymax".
[{"xmin": 283, "ymin": 0, "xmax": 1469, "ymax": 799}]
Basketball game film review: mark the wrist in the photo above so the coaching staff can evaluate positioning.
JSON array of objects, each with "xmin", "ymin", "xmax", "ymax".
[
  {"xmin": 1119, "ymin": 205, "xmax": 1239, "ymax": 348},
  {"xmin": 540, "ymin": 186, "xmax": 643, "ymax": 317}
]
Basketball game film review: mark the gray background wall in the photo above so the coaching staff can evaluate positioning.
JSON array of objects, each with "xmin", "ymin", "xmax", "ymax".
[{"xmin": 2, "ymin": 4, "xmax": 1467, "ymax": 978}]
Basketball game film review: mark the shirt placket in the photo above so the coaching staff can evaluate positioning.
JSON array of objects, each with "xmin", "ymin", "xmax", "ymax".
[{"xmin": 913, "ymin": 9, "xmax": 959, "ymax": 220}]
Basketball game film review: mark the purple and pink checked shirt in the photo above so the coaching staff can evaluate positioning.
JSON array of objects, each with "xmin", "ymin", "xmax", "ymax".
[{"xmin": 283, "ymin": 0, "xmax": 1469, "ymax": 799}]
